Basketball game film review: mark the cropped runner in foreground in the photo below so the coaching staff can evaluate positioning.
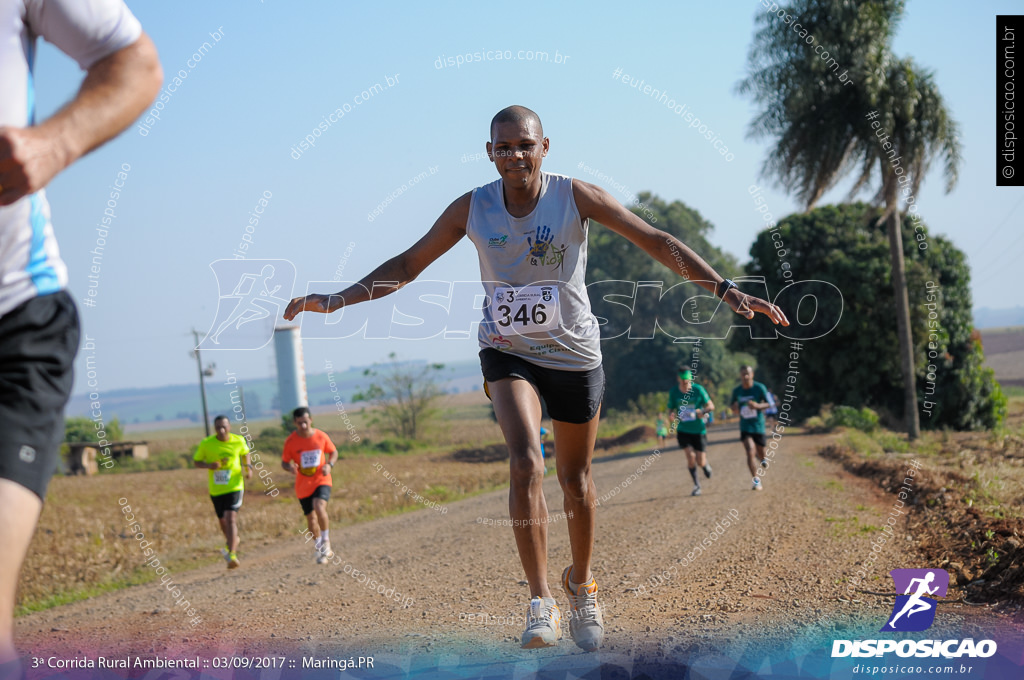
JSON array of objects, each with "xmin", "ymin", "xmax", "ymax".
[
  {"xmin": 0, "ymin": 2, "xmax": 161, "ymax": 676},
  {"xmin": 284, "ymin": 105, "xmax": 788, "ymax": 650}
]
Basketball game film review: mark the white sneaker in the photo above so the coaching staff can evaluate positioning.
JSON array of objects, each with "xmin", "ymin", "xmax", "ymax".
[
  {"xmin": 752, "ymin": 478, "xmax": 763, "ymax": 491},
  {"xmin": 520, "ymin": 597, "xmax": 562, "ymax": 648},
  {"xmin": 562, "ymin": 566, "xmax": 604, "ymax": 651}
]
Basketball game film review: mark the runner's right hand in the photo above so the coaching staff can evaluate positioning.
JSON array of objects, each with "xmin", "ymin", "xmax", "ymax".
[{"xmin": 283, "ymin": 293, "xmax": 333, "ymax": 321}]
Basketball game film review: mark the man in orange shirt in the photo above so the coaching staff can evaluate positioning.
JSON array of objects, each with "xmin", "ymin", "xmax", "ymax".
[{"xmin": 281, "ymin": 407, "xmax": 338, "ymax": 564}]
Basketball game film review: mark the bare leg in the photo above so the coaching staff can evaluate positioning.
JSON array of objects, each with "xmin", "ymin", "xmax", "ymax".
[
  {"xmin": 219, "ymin": 510, "xmax": 239, "ymax": 552},
  {"xmin": 488, "ymin": 378, "xmax": 549, "ymax": 598},
  {"xmin": 305, "ymin": 511, "xmax": 320, "ymax": 540},
  {"xmin": 0, "ymin": 479, "xmax": 42, "ymax": 664},
  {"xmin": 742, "ymin": 437, "xmax": 758, "ymax": 477},
  {"xmin": 312, "ymin": 498, "xmax": 329, "ymax": 535},
  {"xmin": 552, "ymin": 411, "xmax": 601, "ymax": 586}
]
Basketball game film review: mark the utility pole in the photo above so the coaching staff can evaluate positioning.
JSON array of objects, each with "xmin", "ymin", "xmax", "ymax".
[{"xmin": 192, "ymin": 329, "xmax": 212, "ymax": 437}]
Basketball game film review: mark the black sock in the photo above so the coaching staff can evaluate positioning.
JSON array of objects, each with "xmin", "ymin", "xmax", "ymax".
[{"xmin": 689, "ymin": 467, "xmax": 699, "ymax": 485}]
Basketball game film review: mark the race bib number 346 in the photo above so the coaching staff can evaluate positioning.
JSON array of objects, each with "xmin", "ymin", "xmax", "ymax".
[{"xmin": 491, "ymin": 286, "xmax": 559, "ymax": 334}]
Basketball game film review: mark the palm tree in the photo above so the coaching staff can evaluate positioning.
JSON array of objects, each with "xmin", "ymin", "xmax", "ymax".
[{"xmin": 738, "ymin": 0, "xmax": 961, "ymax": 439}]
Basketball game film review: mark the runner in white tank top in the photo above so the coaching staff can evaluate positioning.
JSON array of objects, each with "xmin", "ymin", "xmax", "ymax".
[
  {"xmin": 0, "ymin": 2, "xmax": 161, "ymax": 672},
  {"xmin": 285, "ymin": 106, "xmax": 789, "ymax": 652}
]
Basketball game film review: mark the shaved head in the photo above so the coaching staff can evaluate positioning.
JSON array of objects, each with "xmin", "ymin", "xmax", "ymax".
[{"xmin": 490, "ymin": 105, "xmax": 543, "ymax": 140}]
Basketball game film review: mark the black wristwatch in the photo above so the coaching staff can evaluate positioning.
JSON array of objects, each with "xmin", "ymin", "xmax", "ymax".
[{"xmin": 716, "ymin": 279, "xmax": 738, "ymax": 299}]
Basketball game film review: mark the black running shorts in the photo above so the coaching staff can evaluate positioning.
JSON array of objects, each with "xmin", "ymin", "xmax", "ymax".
[
  {"xmin": 479, "ymin": 348, "xmax": 605, "ymax": 424},
  {"xmin": 676, "ymin": 431, "xmax": 707, "ymax": 452},
  {"xmin": 0, "ymin": 292, "xmax": 80, "ymax": 499},
  {"xmin": 299, "ymin": 484, "xmax": 331, "ymax": 515},
  {"xmin": 741, "ymin": 431, "xmax": 767, "ymax": 448},
  {"xmin": 210, "ymin": 490, "xmax": 244, "ymax": 518}
]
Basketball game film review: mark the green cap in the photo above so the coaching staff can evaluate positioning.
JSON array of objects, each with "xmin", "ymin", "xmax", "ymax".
[{"xmin": 678, "ymin": 370, "xmax": 694, "ymax": 380}]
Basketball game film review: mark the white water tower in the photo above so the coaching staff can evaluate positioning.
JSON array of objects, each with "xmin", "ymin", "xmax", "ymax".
[{"xmin": 273, "ymin": 326, "xmax": 308, "ymax": 415}]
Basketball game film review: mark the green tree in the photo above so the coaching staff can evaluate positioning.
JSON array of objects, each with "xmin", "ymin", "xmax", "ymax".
[
  {"xmin": 742, "ymin": 203, "xmax": 1004, "ymax": 430},
  {"xmin": 738, "ymin": 0, "xmax": 962, "ymax": 439},
  {"xmin": 587, "ymin": 193, "xmax": 741, "ymax": 409},
  {"xmin": 352, "ymin": 353, "xmax": 448, "ymax": 440},
  {"xmin": 64, "ymin": 416, "xmax": 123, "ymax": 444}
]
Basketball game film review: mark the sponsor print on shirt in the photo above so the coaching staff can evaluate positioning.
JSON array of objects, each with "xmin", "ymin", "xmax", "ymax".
[{"xmin": 523, "ymin": 225, "xmax": 569, "ymax": 272}]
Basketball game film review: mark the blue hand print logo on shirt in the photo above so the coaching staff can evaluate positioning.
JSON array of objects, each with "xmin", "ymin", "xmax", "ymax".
[{"xmin": 526, "ymin": 225, "xmax": 554, "ymax": 265}]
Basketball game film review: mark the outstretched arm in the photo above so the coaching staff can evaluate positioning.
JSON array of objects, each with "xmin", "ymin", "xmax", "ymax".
[
  {"xmin": 283, "ymin": 193, "xmax": 471, "ymax": 320},
  {"xmin": 0, "ymin": 34, "xmax": 163, "ymax": 206},
  {"xmin": 572, "ymin": 180, "xmax": 788, "ymax": 326}
]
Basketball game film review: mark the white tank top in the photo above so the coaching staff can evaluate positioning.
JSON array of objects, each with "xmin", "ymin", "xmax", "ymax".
[
  {"xmin": 0, "ymin": 0, "xmax": 141, "ymax": 318},
  {"xmin": 466, "ymin": 172, "xmax": 601, "ymax": 370}
]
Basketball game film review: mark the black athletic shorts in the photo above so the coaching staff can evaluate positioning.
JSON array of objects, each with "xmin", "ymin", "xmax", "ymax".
[
  {"xmin": 299, "ymin": 484, "xmax": 331, "ymax": 515},
  {"xmin": 210, "ymin": 490, "xmax": 243, "ymax": 518},
  {"xmin": 676, "ymin": 431, "xmax": 707, "ymax": 452},
  {"xmin": 0, "ymin": 292, "xmax": 80, "ymax": 499},
  {"xmin": 479, "ymin": 348, "xmax": 605, "ymax": 424},
  {"xmin": 741, "ymin": 431, "xmax": 767, "ymax": 448}
]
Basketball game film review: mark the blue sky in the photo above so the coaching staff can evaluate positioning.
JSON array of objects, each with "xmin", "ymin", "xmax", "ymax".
[{"xmin": 31, "ymin": 0, "xmax": 1021, "ymax": 395}]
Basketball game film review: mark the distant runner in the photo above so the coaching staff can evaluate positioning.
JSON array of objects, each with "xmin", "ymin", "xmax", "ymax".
[
  {"xmin": 193, "ymin": 416, "xmax": 252, "ymax": 568},
  {"xmin": 667, "ymin": 369, "xmax": 714, "ymax": 496},
  {"xmin": 765, "ymin": 390, "xmax": 779, "ymax": 426},
  {"xmin": 730, "ymin": 366, "xmax": 772, "ymax": 491},
  {"xmin": 655, "ymin": 415, "xmax": 668, "ymax": 449},
  {"xmin": 281, "ymin": 407, "xmax": 338, "ymax": 564},
  {"xmin": 283, "ymin": 105, "xmax": 788, "ymax": 650}
]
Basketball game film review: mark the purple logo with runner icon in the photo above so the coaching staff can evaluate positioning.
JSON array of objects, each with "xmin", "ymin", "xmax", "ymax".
[
  {"xmin": 199, "ymin": 259, "xmax": 296, "ymax": 350},
  {"xmin": 881, "ymin": 568, "xmax": 949, "ymax": 632}
]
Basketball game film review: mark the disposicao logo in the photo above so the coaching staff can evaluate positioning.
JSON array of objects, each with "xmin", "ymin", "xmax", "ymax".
[
  {"xmin": 883, "ymin": 568, "xmax": 948, "ymax": 632},
  {"xmin": 832, "ymin": 568, "xmax": 997, "ymax": 659}
]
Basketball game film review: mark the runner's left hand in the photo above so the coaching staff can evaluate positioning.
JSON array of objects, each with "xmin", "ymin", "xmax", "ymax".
[
  {"xmin": 283, "ymin": 293, "xmax": 332, "ymax": 321},
  {"xmin": 724, "ymin": 289, "xmax": 789, "ymax": 326}
]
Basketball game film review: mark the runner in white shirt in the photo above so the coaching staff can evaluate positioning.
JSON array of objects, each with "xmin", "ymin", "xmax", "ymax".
[
  {"xmin": 285, "ymin": 106, "xmax": 789, "ymax": 651},
  {"xmin": 0, "ymin": 2, "xmax": 160, "ymax": 675}
]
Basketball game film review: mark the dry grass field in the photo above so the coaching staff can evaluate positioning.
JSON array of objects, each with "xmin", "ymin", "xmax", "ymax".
[
  {"xmin": 981, "ymin": 326, "xmax": 1024, "ymax": 389},
  {"xmin": 20, "ymin": 441, "xmax": 510, "ymax": 614},
  {"xmin": 22, "ymin": 388, "xmax": 650, "ymax": 615}
]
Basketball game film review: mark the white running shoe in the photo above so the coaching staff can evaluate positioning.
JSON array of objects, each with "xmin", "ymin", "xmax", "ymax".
[
  {"xmin": 561, "ymin": 566, "xmax": 604, "ymax": 651},
  {"xmin": 752, "ymin": 477, "xmax": 764, "ymax": 491},
  {"xmin": 520, "ymin": 597, "xmax": 562, "ymax": 649}
]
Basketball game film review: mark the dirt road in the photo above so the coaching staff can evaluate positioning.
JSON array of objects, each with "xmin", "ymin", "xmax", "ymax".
[{"xmin": 16, "ymin": 427, "xmax": 1022, "ymax": 677}]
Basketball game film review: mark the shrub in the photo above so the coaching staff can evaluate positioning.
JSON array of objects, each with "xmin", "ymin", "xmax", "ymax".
[{"xmin": 827, "ymin": 405, "xmax": 880, "ymax": 432}]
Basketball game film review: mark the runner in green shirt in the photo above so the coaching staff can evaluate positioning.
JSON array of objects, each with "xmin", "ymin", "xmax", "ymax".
[
  {"xmin": 666, "ymin": 369, "xmax": 715, "ymax": 496},
  {"xmin": 729, "ymin": 366, "xmax": 772, "ymax": 491},
  {"xmin": 193, "ymin": 415, "xmax": 252, "ymax": 568}
]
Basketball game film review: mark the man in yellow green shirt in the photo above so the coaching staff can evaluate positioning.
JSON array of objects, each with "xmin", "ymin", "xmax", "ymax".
[{"xmin": 193, "ymin": 415, "xmax": 252, "ymax": 568}]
